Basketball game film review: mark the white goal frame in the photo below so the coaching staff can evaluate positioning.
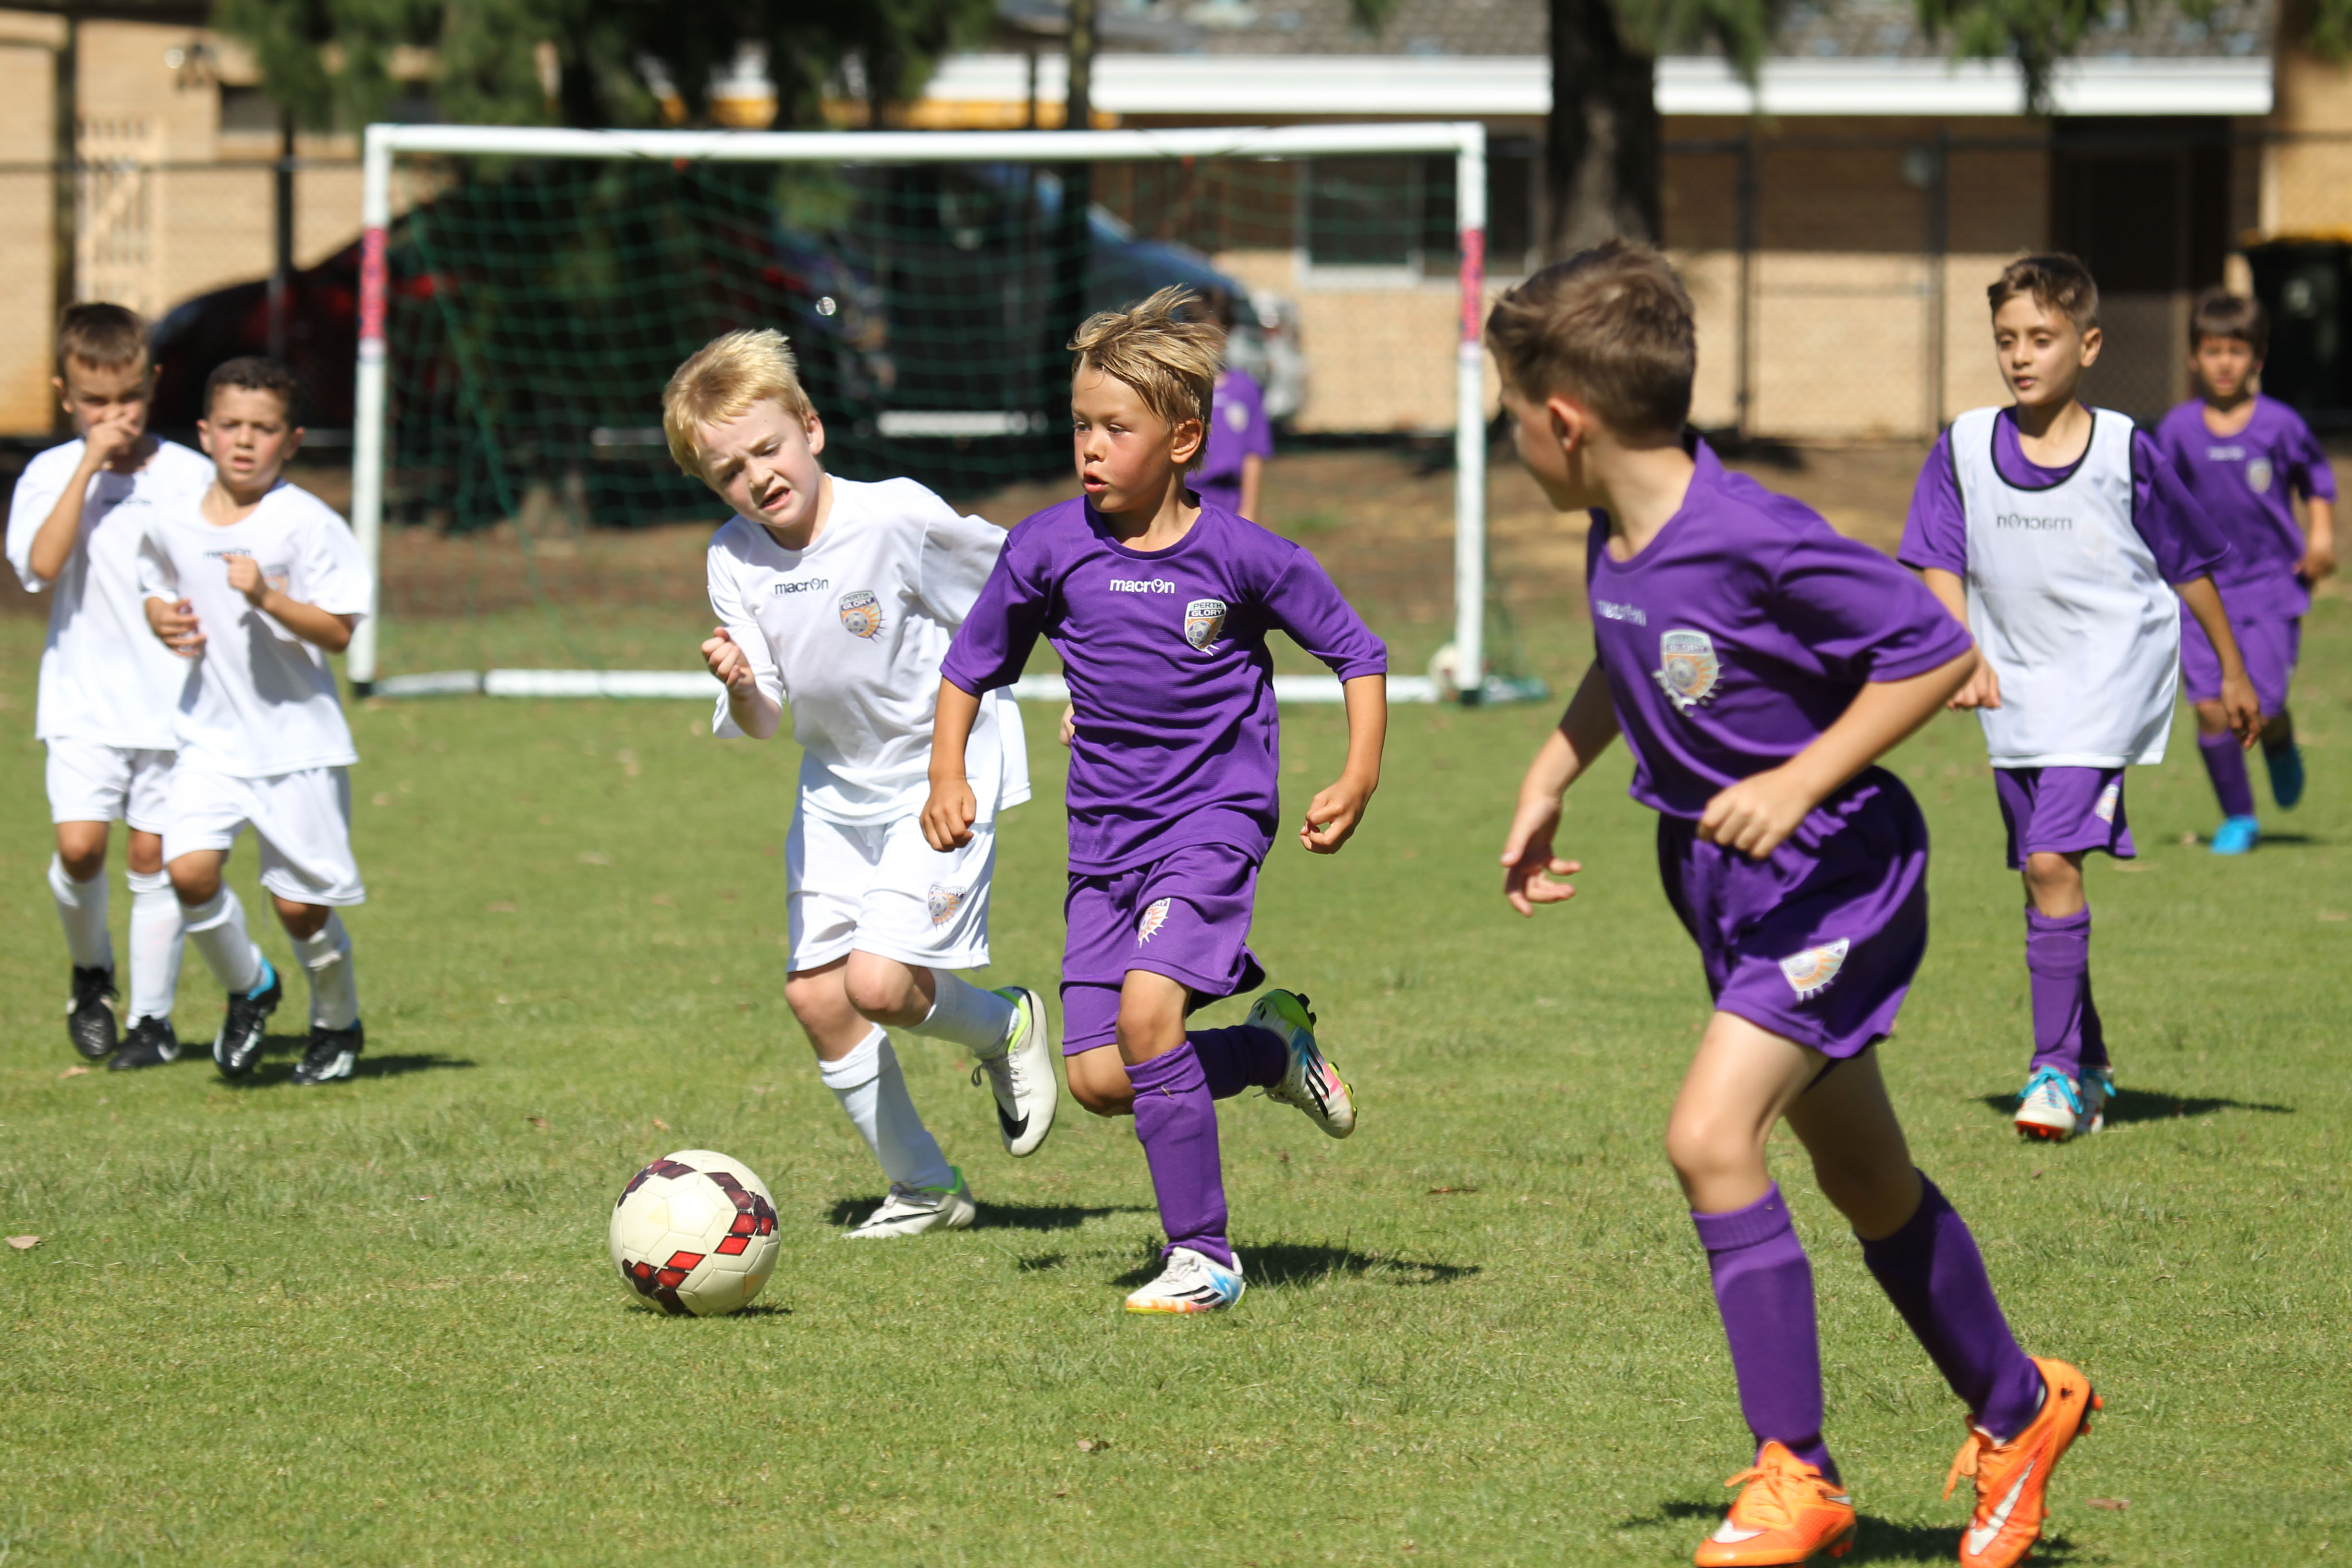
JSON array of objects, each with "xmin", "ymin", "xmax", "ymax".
[{"xmin": 349, "ymin": 121, "xmax": 1490, "ymax": 700}]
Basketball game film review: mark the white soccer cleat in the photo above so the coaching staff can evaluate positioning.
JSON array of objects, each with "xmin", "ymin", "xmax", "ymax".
[
  {"xmin": 2015, "ymin": 1067, "xmax": 2084, "ymax": 1142},
  {"xmin": 842, "ymin": 1168, "xmax": 977, "ymax": 1239},
  {"xmin": 971, "ymin": 986, "xmax": 1058, "ymax": 1158},
  {"xmin": 1248, "ymin": 989, "xmax": 1356, "ymax": 1139},
  {"xmin": 1123, "ymin": 1246, "xmax": 1246, "ymax": 1314}
]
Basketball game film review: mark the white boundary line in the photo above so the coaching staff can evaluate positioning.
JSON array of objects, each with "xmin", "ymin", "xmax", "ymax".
[
  {"xmin": 374, "ymin": 669, "xmax": 1441, "ymax": 704},
  {"xmin": 349, "ymin": 121, "xmax": 1486, "ymax": 699}
]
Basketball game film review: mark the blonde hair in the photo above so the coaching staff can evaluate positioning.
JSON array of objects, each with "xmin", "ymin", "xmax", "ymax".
[
  {"xmin": 1484, "ymin": 242, "xmax": 1696, "ymax": 438},
  {"xmin": 662, "ymin": 328, "xmax": 817, "ymax": 480},
  {"xmin": 1068, "ymin": 286, "xmax": 1222, "ymax": 459}
]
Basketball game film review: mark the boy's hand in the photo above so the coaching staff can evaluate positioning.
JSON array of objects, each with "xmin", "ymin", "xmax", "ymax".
[
  {"xmin": 1059, "ymin": 703, "xmax": 1076, "ymax": 747},
  {"xmin": 1499, "ymin": 794, "xmax": 1581, "ymax": 916},
  {"xmin": 223, "ymin": 553, "xmax": 270, "ymax": 608},
  {"xmin": 2220, "ymin": 669, "xmax": 2263, "ymax": 748},
  {"xmin": 1698, "ymin": 766, "xmax": 1813, "ymax": 860},
  {"xmin": 701, "ymin": 626, "xmax": 758, "ymax": 697},
  {"xmin": 2301, "ymin": 534, "xmax": 2336, "ymax": 583},
  {"xmin": 1946, "ymin": 658, "xmax": 2001, "ymax": 710},
  {"xmin": 921, "ymin": 779, "xmax": 978, "ymax": 852},
  {"xmin": 146, "ymin": 596, "xmax": 204, "ymax": 659},
  {"xmin": 84, "ymin": 407, "xmax": 141, "ymax": 468},
  {"xmin": 1299, "ymin": 774, "xmax": 1373, "ymax": 854}
]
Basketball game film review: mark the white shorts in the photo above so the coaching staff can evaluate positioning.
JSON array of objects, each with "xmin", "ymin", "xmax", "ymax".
[
  {"xmin": 163, "ymin": 764, "xmax": 367, "ymax": 907},
  {"xmin": 786, "ymin": 810, "xmax": 994, "ymax": 973},
  {"xmin": 46, "ymin": 739, "xmax": 177, "ymax": 833}
]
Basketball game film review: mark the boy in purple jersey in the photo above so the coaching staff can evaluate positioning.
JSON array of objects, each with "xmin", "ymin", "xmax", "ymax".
[
  {"xmin": 1492, "ymin": 243, "xmax": 2094, "ymax": 1568},
  {"xmin": 926, "ymin": 286, "xmax": 1386, "ymax": 1315},
  {"xmin": 2156, "ymin": 287, "xmax": 2337, "ymax": 851},
  {"xmin": 1900, "ymin": 256, "xmax": 2261, "ymax": 1143},
  {"xmin": 1191, "ymin": 290, "xmax": 1274, "ymax": 520}
]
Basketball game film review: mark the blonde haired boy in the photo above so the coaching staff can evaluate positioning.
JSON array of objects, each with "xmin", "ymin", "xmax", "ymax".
[{"xmin": 669, "ymin": 328, "xmax": 1056, "ymax": 1241}]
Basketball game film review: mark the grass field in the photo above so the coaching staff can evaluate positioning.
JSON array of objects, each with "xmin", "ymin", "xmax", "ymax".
[{"xmin": 3, "ymin": 584, "xmax": 2349, "ymax": 1565}]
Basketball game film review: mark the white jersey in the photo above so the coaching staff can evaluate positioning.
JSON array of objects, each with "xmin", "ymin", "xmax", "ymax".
[
  {"xmin": 135, "ymin": 480, "xmax": 372, "ymax": 777},
  {"xmin": 1950, "ymin": 405, "xmax": 2180, "ymax": 768},
  {"xmin": 6, "ymin": 438, "xmax": 214, "ymax": 748},
  {"xmin": 706, "ymin": 476, "xmax": 1029, "ymax": 825}
]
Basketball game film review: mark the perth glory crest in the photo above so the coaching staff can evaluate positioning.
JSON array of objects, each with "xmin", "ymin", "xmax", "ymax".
[
  {"xmin": 1655, "ymin": 629, "xmax": 1721, "ymax": 712},
  {"xmin": 838, "ymin": 589, "xmax": 883, "ymax": 639},
  {"xmin": 1778, "ymin": 938, "xmax": 1850, "ymax": 1000},
  {"xmin": 1184, "ymin": 598, "xmax": 1227, "ymax": 651},
  {"xmin": 1137, "ymin": 897, "xmax": 1173, "ymax": 944},
  {"xmin": 928, "ymin": 885, "xmax": 965, "ymax": 926}
]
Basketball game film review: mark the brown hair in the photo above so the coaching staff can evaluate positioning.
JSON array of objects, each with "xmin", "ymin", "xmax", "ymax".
[
  {"xmin": 204, "ymin": 356, "xmax": 302, "ymax": 423},
  {"xmin": 2190, "ymin": 286, "xmax": 2266, "ymax": 357},
  {"xmin": 662, "ymin": 328, "xmax": 817, "ymax": 481},
  {"xmin": 57, "ymin": 302, "xmax": 150, "ymax": 376},
  {"xmin": 1988, "ymin": 255, "xmax": 2100, "ymax": 331},
  {"xmin": 1483, "ymin": 241, "xmax": 1696, "ymax": 438},
  {"xmin": 1069, "ymin": 285, "xmax": 1222, "ymax": 455}
]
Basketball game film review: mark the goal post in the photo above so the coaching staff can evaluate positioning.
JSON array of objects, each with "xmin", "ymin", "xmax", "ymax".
[{"xmin": 347, "ymin": 120, "xmax": 1491, "ymax": 700}]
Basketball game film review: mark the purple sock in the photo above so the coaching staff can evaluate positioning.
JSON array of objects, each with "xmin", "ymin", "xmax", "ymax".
[
  {"xmin": 1858, "ymin": 1175, "xmax": 2045, "ymax": 1441},
  {"xmin": 1691, "ymin": 1185, "xmax": 1836, "ymax": 1483},
  {"xmin": 2079, "ymin": 974, "xmax": 2109, "ymax": 1073},
  {"xmin": 2025, "ymin": 906, "xmax": 2093, "ymax": 1078},
  {"xmin": 2199, "ymin": 731, "xmax": 2257, "ymax": 819},
  {"xmin": 1189, "ymin": 1025, "xmax": 1286, "ymax": 1101},
  {"xmin": 1127, "ymin": 1043, "xmax": 1234, "ymax": 1269}
]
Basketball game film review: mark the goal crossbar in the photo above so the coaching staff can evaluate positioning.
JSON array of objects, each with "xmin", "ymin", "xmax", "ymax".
[{"xmin": 348, "ymin": 120, "xmax": 1490, "ymax": 698}]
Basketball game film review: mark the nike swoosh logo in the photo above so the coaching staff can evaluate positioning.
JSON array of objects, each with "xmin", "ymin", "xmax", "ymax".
[
  {"xmin": 1966, "ymin": 1458, "xmax": 2035, "ymax": 1558},
  {"xmin": 1711, "ymin": 1524, "xmax": 1765, "ymax": 1544},
  {"xmin": 998, "ymin": 1106, "xmax": 1029, "ymax": 1140}
]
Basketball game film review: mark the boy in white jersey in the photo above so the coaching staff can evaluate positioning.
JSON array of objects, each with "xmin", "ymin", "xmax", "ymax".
[
  {"xmin": 6, "ymin": 305, "xmax": 210, "ymax": 1068},
  {"xmin": 139, "ymin": 358, "xmax": 374, "ymax": 1086},
  {"xmin": 666, "ymin": 329, "xmax": 1057, "ymax": 1239},
  {"xmin": 1899, "ymin": 256, "xmax": 2260, "ymax": 1141}
]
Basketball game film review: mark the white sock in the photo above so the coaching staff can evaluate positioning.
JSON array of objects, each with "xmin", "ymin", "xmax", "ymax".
[
  {"xmin": 818, "ymin": 1027, "xmax": 953, "ymax": 1190},
  {"xmin": 909, "ymin": 972, "xmax": 1017, "ymax": 1056},
  {"xmin": 290, "ymin": 913, "xmax": 358, "ymax": 1029},
  {"xmin": 125, "ymin": 869, "xmax": 185, "ymax": 1025},
  {"xmin": 48, "ymin": 855, "xmax": 113, "ymax": 971},
  {"xmin": 182, "ymin": 888, "xmax": 265, "ymax": 996}
]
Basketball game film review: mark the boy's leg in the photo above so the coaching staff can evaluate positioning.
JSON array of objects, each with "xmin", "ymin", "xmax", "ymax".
[
  {"xmin": 845, "ymin": 946, "xmax": 1057, "ymax": 1158},
  {"xmin": 51, "ymin": 822, "xmax": 119, "ymax": 1060},
  {"xmin": 2254, "ymin": 618, "xmax": 2305, "ymax": 808},
  {"xmin": 171, "ymin": 849, "xmax": 266, "ymax": 995},
  {"xmin": 786, "ymin": 960, "xmax": 960, "ymax": 1231},
  {"xmin": 2184, "ymin": 616, "xmax": 2259, "ymax": 834},
  {"xmin": 248, "ymin": 768, "xmax": 367, "ymax": 1083},
  {"xmin": 2003, "ymin": 765, "xmax": 2128, "ymax": 1137},
  {"xmin": 1120, "ymin": 972, "xmax": 1248, "ymax": 1312},
  {"xmin": 122, "ymin": 751, "xmax": 188, "ymax": 1040}
]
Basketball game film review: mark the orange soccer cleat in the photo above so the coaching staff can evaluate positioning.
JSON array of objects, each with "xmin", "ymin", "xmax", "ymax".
[
  {"xmin": 1693, "ymin": 1441, "xmax": 1858, "ymax": 1566},
  {"xmin": 1946, "ymin": 1357, "xmax": 2100, "ymax": 1568}
]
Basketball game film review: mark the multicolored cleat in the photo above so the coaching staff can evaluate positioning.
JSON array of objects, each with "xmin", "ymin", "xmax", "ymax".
[
  {"xmin": 1249, "ymin": 989, "xmax": 1356, "ymax": 1139},
  {"xmin": 2014, "ymin": 1068, "xmax": 2084, "ymax": 1141},
  {"xmin": 2209, "ymin": 814, "xmax": 2261, "ymax": 855},
  {"xmin": 1693, "ymin": 1441, "xmax": 1856, "ymax": 1565},
  {"xmin": 1947, "ymin": 1357, "xmax": 2099, "ymax": 1568},
  {"xmin": 2265, "ymin": 742, "xmax": 2304, "ymax": 810},
  {"xmin": 1123, "ymin": 1246, "xmax": 1245, "ymax": 1314},
  {"xmin": 2078, "ymin": 1067, "xmax": 2114, "ymax": 1135}
]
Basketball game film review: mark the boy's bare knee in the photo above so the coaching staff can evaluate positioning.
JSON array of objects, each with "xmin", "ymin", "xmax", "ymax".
[
  {"xmin": 54, "ymin": 822, "xmax": 108, "ymax": 882},
  {"xmin": 168, "ymin": 858, "xmax": 220, "ymax": 907},
  {"xmin": 841, "ymin": 952, "xmax": 923, "ymax": 1023},
  {"xmin": 124, "ymin": 831, "xmax": 164, "ymax": 878},
  {"xmin": 273, "ymin": 897, "xmax": 329, "ymax": 940},
  {"xmin": 1066, "ymin": 1049, "xmax": 1133, "ymax": 1117},
  {"xmin": 1664, "ymin": 1108, "xmax": 1755, "ymax": 1191}
]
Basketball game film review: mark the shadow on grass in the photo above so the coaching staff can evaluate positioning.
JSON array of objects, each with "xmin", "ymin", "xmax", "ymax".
[
  {"xmin": 1617, "ymin": 1501, "xmax": 2084, "ymax": 1565},
  {"xmin": 219, "ymin": 1035, "xmax": 476, "ymax": 1087},
  {"xmin": 1109, "ymin": 1243, "xmax": 1480, "ymax": 1290},
  {"xmin": 820, "ymin": 1198, "xmax": 1151, "ymax": 1231},
  {"xmin": 1976, "ymin": 1088, "xmax": 2291, "ymax": 1124}
]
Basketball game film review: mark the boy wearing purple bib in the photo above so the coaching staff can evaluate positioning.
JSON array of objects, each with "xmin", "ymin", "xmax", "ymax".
[
  {"xmin": 1900, "ymin": 256, "xmax": 2261, "ymax": 1143},
  {"xmin": 1492, "ymin": 243, "xmax": 2093, "ymax": 1568},
  {"xmin": 2156, "ymin": 287, "xmax": 2337, "ymax": 851},
  {"xmin": 927, "ymin": 286, "xmax": 1386, "ymax": 1314}
]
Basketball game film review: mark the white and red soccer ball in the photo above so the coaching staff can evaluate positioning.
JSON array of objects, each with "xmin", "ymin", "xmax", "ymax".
[{"xmin": 608, "ymin": 1149, "xmax": 780, "ymax": 1316}]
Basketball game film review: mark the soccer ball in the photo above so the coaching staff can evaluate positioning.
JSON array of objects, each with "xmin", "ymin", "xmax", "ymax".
[{"xmin": 608, "ymin": 1149, "xmax": 780, "ymax": 1316}]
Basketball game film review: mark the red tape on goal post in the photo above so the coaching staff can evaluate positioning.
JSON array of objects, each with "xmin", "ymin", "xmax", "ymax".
[
  {"xmin": 359, "ymin": 226, "xmax": 388, "ymax": 349},
  {"xmin": 1458, "ymin": 225, "xmax": 1485, "ymax": 344}
]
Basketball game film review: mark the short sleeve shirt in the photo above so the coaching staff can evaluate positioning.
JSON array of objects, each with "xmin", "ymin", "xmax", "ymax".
[
  {"xmin": 2153, "ymin": 396, "xmax": 2336, "ymax": 620},
  {"xmin": 1194, "ymin": 369, "xmax": 1273, "ymax": 509}
]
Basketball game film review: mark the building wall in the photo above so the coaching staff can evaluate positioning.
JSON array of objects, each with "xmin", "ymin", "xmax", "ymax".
[{"xmin": 0, "ymin": 24, "xmax": 55, "ymax": 430}]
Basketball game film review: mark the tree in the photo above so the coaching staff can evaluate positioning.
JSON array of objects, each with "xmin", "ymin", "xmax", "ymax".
[{"xmin": 212, "ymin": 0, "xmax": 997, "ymax": 132}]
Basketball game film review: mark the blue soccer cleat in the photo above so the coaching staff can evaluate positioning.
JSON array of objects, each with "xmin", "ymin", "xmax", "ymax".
[
  {"xmin": 2265, "ymin": 744, "xmax": 2305, "ymax": 811},
  {"xmin": 2210, "ymin": 815, "xmax": 2261, "ymax": 855}
]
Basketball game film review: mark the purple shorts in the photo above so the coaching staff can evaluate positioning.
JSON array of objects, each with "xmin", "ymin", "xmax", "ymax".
[
  {"xmin": 1993, "ymin": 765, "xmax": 2133, "ymax": 870},
  {"xmin": 1656, "ymin": 770, "xmax": 1928, "ymax": 1060},
  {"xmin": 2181, "ymin": 613, "xmax": 2299, "ymax": 715},
  {"xmin": 1060, "ymin": 842, "xmax": 1267, "ymax": 1055}
]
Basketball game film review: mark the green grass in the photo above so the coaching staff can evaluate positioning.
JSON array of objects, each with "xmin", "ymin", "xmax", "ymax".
[{"xmin": 2, "ymin": 601, "xmax": 2348, "ymax": 1567}]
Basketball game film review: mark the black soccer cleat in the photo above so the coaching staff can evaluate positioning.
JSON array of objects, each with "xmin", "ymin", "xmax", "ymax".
[
  {"xmin": 292, "ymin": 1021, "xmax": 364, "ymax": 1086},
  {"xmin": 67, "ymin": 965, "xmax": 119, "ymax": 1060},
  {"xmin": 110, "ymin": 1015, "xmax": 182, "ymax": 1071},
  {"xmin": 213, "ymin": 960, "xmax": 283, "ymax": 1079}
]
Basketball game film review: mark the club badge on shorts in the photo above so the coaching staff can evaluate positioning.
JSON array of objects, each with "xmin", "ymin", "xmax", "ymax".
[
  {"xmin": 927, "ymin": 885, "xmax": 965, "ymax": 926},
  {"xmin": 1184, "ymin": 598, "xmax": 1227, "ymax": 651},
  {"xmin": 1137, "ymin": 897, "xmax": 1173, "ymax": 944},
  {"xmin": 1778, "ymin": 938, "xmax": 1850, "ymax": 1001},
  {"xmin": 2092, "ymin": 781, "xmax": 2120, "ymax": 823},
  {"xmin": 2248, "ymin": 457, "xmax": 2274, "ymax": 495},
  {"xmin": 838, "ymin": 589, "xmax": 883, "ymax": 639},
  {"xmin": 1655, "ymin": 629, "xmax": 1721, "ymax": 712}
]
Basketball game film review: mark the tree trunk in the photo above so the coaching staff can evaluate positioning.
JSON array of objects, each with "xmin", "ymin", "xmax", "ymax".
[{"xmin": 1545, "ymin": 0, "xmax": 1663, "ymax": 258}]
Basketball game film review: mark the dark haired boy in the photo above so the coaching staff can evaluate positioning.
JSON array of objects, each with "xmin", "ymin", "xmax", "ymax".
[
  {"xmin": 139, "ymin": 357, "xmax": 374, "ymax": 1085},
  {"xmin": 1899, "ymin": 256, "xmax": 2260, "ymax": 1141},
  {"xmin": 5, "ymin": 303, "xmax": 210, "ymax": 1067},
  {"xmin": 1493, "ymin": 240, "xmax": 2089, "ymax": 1568},
  {"xmin": 2155, "ymin": 286, "xmax": 2336, "ymax": 849}
]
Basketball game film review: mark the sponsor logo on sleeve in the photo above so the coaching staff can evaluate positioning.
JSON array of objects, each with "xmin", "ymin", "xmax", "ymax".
[
  {"xmin": 2092, "ymin": 781, "xmax": 2120, "ymax": 823},
  {"xmin": 1778, "ymin": 938, "xmax": 1851, "ymax": 1000},
  {"xmin": 927, "ymin": 885, "xmax": 966, "ymax": 926},
  {"xmin": 1654, "ymin": 629, "xmax": 1721, "ymax": 712},
  {"xmin": 837, "ymin": 589, "xmax": 883, "ymax": 639},
  {"xmin": 1184, "ymin": 598, "xmax": 1228, "ymax": 651},
  {"xmin": 2247, "ymin": 457, "xmax": 2274, "ymax": 495},
  {"xmin": 1137, "ymin": 897, "xmax": 1173, "ymax": 944}
]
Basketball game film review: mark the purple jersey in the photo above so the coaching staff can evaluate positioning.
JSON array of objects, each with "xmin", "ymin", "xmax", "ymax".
[
  {"xmin": 1900, "ymin": 407, "xmax": 2231, "ymax": 586},
  {"xmin": 942, "ymin": 497, "xmax": 1385, "ymax": 873},
  {"xmin": 1588, "ymin": 442, "xmax": 1975, "ymax": 821},
  {"xmin": 1194, "ymin": 368, "xmax": 1273, "ymax": 514},
  {"xmin": 2155, "ymin": 396, "xmax": 2336, "ymax": 620}
]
